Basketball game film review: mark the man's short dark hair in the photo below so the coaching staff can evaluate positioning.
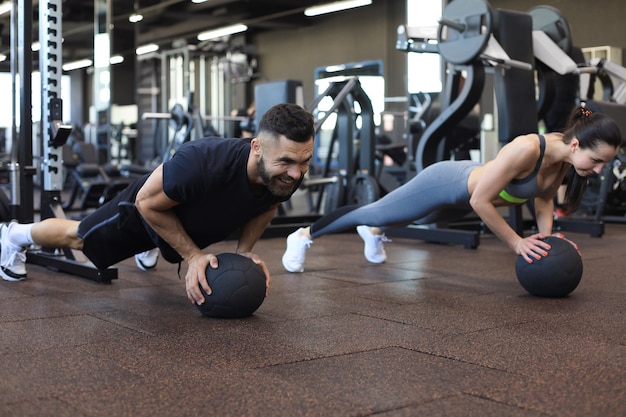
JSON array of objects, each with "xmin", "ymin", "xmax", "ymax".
[{"xmin": 257, "ymin": 103, "xmax": 315, "ymax": 143}]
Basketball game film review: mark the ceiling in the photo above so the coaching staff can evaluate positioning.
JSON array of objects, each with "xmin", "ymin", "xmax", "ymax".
[{"xmin": 0, "ymin": 0, "xmax": 334, "ymax": 68}]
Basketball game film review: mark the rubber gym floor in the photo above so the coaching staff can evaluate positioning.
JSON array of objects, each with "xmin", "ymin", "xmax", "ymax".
[{"xmin": 0, "ymin": 216, "xmax": 624, "ymax": 416}]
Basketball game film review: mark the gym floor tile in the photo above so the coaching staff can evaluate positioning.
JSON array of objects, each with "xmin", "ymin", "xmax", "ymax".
[{"xmin": 0, "ymin": 222, "xmax": 625, "ymax": 416}]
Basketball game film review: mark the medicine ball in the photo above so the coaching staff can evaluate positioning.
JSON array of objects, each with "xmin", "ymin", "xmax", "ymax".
[
  {"xmin": 515, "ymin": 236, "xmax": 583, "ymax": 298},
  {"xmin": 196, "ymin": 253, "xmax": 266, "ymax": 318}
]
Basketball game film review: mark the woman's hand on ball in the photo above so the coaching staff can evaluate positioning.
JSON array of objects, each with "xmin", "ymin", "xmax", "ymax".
[
  {"xmin": 515, "ymin": 233, "xmax": 551, "ymax": 263},
  {"xmin": 240, "ymin": 252, "xmax": 272, "ymax": 296},
  {"xmin": 552, "ymin": 233, "xmax": 582, "ymax": 256}
]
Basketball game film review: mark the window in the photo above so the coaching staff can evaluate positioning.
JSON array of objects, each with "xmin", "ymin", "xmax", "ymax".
[
  {"xmin": 406, "ymin": 0, "xmax": 443, "ymax": 93},
  {"xmin": 0, "ymin": 72, "xmax": 72, "ymax": 152},
  {"xmin": 0, "ymin": 72, "xmax": 72, "ymax": 125}
]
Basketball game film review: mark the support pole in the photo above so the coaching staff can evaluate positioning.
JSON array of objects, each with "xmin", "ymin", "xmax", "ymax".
[
  {"xmin": 93, "ymin": 0, "xmax": 112, "ymax": 165},
  {"xmin": 26, "ymin": 0, "xmax": 117, "ymax": 283},
  {"xmin": 10, "ymin": 0, "xmax": 35, "ymax": 223}
]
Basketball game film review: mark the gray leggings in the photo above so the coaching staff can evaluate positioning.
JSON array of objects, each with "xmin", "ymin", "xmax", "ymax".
[{"xmin": 310, "ymin": 160, "xmax": 481, "ymax": 238}]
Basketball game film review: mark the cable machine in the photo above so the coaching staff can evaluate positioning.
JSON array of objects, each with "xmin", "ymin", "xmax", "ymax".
[
  {"xmin": 26, "ymin": 0, "xmax": 117, "ymax": 282},
  {"xmin": 257, "ymin": 75, "xmax": 383, "ymax": 238},
  {"xmin": 392, "ymin": 0, "xmax": 535, "ymax": 249},
  {"xmin": 136, "ymin": 40, "xmax": 253, "ymax": 164}
]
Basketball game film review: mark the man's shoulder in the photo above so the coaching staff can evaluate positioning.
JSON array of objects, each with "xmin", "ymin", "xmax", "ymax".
[
  {"xmin": 174, "ymin": 138, "xmax": 249, "ymax": 171},
  {"xmin": 188, "ymin": 137, "xmax": 250, "ymax": 149}
]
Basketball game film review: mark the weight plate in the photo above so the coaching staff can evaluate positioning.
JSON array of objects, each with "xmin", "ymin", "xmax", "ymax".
[
  {"xmin": 347, "ymin": 173, "xmax": 380, "ymax": 206},
  {"xmin": 323, "ymin": 177, "xmax": 345, "ymax": 214},
  {"xmin": 535, "ymin": 62, "xmax": 557, "ymax": 119},
  {"xmin": 438, "ymin": 0, "xmax": 492, "ymax": 64},
  {"xmin": 528, "ymin": 5, "xmax": 572, "ymax": 54}
]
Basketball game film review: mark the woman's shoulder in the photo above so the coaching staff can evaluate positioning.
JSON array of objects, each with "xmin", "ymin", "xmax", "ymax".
[
  {"xmin": 500, "ymin": 133, "xmax": 541, "ymax": 160},
  {"xmin": 510, "ymin": 133, "xmax": 542, "ymax": 146}
]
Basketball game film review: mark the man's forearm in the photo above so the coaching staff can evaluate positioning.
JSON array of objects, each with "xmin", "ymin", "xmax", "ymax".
[
  {"xmin": 236, "ymin": 206, "xmax": 278, "ymax": 253},
  {"xmin": 142, "ymin": 208, "xmax": 203, "ymax": 260}
]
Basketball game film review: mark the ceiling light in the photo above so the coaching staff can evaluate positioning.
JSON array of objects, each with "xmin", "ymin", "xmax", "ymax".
[
  {"xmin": 129, "ymin": 13, "xmax": 143, "ymax": 23},
  {"xmin": 136, "ymin": 43, "xmax": 159, "ymax": 55},
  {"xmin": 0, "ymin": 54, "xmax": 6, "ymax": 62},
  {"xmin": 63, "ymin": 59, "xmax": 93, "ymax": 71},
  {"xmin": 110, "ymin": 55, "xmax": 124, "ymax": 65},
  {"xmin": 191, "ymin": 0, "xmax": 210, "ymax": 3},
  {"xmin": 0, "ymin": 2, "xmax": 11, "ymax": 16},
  {"xmin": 304, "ymin": 0, "xmax": 372, "ymax": 17},
  {"xmin": 197, "ymin": 24, "xmax": 247, "ymax": 41}
]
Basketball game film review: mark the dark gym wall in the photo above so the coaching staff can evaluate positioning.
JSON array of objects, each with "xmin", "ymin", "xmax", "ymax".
[
  {"xmin": 489, "ymin": 0, "xmax": 625, "ymax": 61},
  {"xmin": 250, "ymin": 0, "xmax": 407, "ymax": 107}
]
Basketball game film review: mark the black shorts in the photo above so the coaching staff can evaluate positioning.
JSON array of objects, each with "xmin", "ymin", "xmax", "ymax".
[{"xmin": 77, "ymin": 178, "xmax": 156, "ymax": 270}]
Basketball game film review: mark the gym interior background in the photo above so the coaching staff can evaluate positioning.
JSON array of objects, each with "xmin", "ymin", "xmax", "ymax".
[{"xmin": 0, "ymin": 0, "xmax": 624, "ymax": 166}]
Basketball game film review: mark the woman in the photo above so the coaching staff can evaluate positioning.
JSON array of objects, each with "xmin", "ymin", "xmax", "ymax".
[{"xmin": 282, "ymin": 105, "xmax": 622, "ymax": 273}]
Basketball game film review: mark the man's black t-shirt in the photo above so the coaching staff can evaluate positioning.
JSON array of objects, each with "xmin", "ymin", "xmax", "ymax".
[{"xmin": 148, "ymin": 137, "xmax": 288, "ymax": 262}]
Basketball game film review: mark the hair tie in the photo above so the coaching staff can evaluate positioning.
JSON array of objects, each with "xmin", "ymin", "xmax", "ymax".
[{"xmin": 580, "ymin": 106, "xmax": 592, "ymax": 117}]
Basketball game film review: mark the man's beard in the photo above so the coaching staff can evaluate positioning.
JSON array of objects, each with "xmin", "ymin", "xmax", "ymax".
[{"xmin": 257, "ymin": 156, "xmax": 303, "ymax": 198}]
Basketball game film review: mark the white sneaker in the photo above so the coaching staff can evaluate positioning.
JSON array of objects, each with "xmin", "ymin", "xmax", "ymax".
[
  {"xmin": 356, "ymin": 225, "xmax": 390, "ymax": 264},
  {"xmin": 0, "ymin": 222, "xmax": 27, "ymax": 281},
  {"xmin": 135, "ymin": 248, "xmax": 159, "ymax": 271},
  {"xmin": 282, "ymin": 228, "xmax": 313, "ymax": 273}
]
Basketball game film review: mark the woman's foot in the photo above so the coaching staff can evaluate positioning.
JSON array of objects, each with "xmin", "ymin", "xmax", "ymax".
[
  {"xmin": 356, "ymin": 225, "xmax": 390, "ymax": 264},
  {"xmin": 282, "ymin": 228, "xmax": 313, "ymax": 273}
]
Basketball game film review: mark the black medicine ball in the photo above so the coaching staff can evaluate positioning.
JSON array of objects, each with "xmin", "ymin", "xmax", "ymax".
[
  {"xmin": 515, "ymin": 236, "xmax": 583, "ymax": 298},
  {"xmin": 196, "ymin": 253, "xmax": 266, "ymax": 318}
]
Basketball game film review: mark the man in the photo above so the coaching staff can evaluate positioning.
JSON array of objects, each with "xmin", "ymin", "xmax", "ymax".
[{"xmin": 0, "ymin": 103, "xmax": 315, "ymax": 306}]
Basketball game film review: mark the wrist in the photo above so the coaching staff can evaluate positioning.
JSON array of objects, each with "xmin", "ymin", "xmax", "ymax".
[
  {"xmin": 510, "ymin": 237, "xmax": 523, "ymax": 253},
  {"xmin": 184, "ymin": 250, "xmax": 204, "ymax": 262}
]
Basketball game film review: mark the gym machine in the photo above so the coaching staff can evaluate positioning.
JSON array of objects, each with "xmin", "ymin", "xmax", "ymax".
[
  {"xmin": 25, "ymin": 0, "xmax": 117, "ymax": 282},
  {"xmin": 391, "ymin": 0, "xmax": 534, "ymax": 249},
  {"xmin": 254, "ymin": 76, "xmax": 382, "ymax": 238},
  {"xmin": 307, "ymin": 77, "xmax": 380, "ymax": 210},
  {"xmin": 530, "ymin": 5, "xmax": 626, "ymax": 108},
  {"xmin": 529, "ymin": 5, "xmax": 626, "ymax": 234},
  {"xmin": 135, "ymin": 39, "xmax": 254, "ymax": 164},
  {"xmin": 61, "ymin": 141, "xmax": 133, "ymax": 211},
  {"xmin": 121, "ymin": 103, "xmax": 195, "ymax": 177}
]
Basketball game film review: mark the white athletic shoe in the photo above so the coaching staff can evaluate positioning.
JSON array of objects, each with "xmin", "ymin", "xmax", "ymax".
[
  {"xmin": 135, "ymin": 248, "xmax": 159, "ymax": 271},
  {"xmin": 0, "ymin": 222, "xmax": 27, "ymax": 281},
  {"xmin": 282, "ymin": 228, "xmax": 313, "ymax": 273},
  {"xmin": 356, "ymin": 225, "xmax": 390, "ymax": 264}
]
